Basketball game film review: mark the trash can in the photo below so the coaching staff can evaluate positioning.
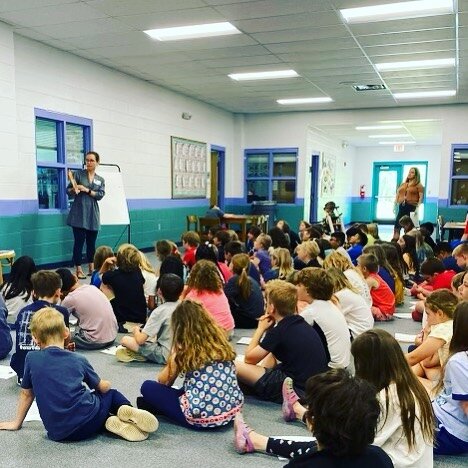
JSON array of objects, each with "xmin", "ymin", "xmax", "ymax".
[{"xmin": 251, "ymin": 201, "xmax": 277, "ymax": 224}]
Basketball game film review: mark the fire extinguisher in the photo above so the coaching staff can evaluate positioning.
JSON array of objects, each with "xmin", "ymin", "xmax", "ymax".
[{"xmin": 359, "ymin": 185, "xmax": 365, "ymax": 199}]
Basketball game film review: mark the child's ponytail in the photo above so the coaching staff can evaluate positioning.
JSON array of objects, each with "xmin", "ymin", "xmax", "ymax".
[{"xmin": 232, "ymin": 254, "xmax": 252, "ymax": 300}]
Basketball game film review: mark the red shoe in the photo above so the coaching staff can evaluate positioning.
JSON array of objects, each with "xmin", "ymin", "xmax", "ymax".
[
  {"xmin": 234, "ymin": 413, "xmax": 254, "ymax": 454},
  {"xmin": 282, "ymin": 377, "xmax": 299, "ymax": 422}
]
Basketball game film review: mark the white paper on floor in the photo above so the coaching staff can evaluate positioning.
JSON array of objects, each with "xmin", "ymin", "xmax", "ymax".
[
  {"xmin": 271, "ymin": 435, "xmax": 316, "ymax": 460},
  {"xmin": 0, "ymin": 365, "xmax": 16, "ymax": 380},
  {"xmin": 237, "ymin": 337, "xmax": 251, "ymax": 345},
  {"xmin": 235, "ymin": 354, "xmax": 245, "ymax": 362},
  {"xmin": 100, "ymin": 345, "xmax": 125, "ymax": 355},
  {"xmin": 394, "ymin": 313, "xmax": 413, "ymax": 319},
  {"xmin": 24, "ymin": 401, "xmax": 42, "ymax": 422},
  {"xmin": 395, "ymin": 332, "xmax": 417, "ymax": 343}
]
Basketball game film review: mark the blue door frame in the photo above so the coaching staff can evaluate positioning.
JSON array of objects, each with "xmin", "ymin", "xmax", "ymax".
[{"xmin": 309, "ymin": 154, "xmax": 320, "ymax": 223}]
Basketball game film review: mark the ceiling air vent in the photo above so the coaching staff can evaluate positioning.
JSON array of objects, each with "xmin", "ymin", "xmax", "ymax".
[{"xmin": 353, "ymin": 84, "xmax": 386, "ymax": 91}]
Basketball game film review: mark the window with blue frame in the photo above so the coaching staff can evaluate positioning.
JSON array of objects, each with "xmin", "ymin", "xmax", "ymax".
[
  {"xmin": 35, "ymin": 110, "xmax": 92, "ymax": 210},
  {"xmin": 450, "ymin": 145, "xmax": 468, "ymax": 206},
  {"xmin": 245, "ymin": 148, "xmax": 297, "ymax": 204}
]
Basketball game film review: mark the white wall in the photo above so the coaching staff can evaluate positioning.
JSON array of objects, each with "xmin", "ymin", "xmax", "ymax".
[{"xmin": 6, "ymin": 28, "xmax": 237, "ymax": 203}]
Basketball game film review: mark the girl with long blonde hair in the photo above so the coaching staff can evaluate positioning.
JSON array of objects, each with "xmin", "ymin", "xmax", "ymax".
[
  {"xmin": 224, "ymin": 254, "xmax": 264, "ymax": 328},
  {"xmin": 138, "ymin": 300, "xmax": 243, "ymax": 429},
  {"xmin": 138, "ymin": 251, "xmax": 157, "ymax": 311},
  {"xmin": 263, "ymin": 247, "xmax": 294, "ymax": 282}
]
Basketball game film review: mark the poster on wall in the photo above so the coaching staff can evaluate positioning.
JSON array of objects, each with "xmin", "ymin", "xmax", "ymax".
[
  {"xmin": 320, "ymin": 153, "xmax": 336, "ymax": 197},
  {"xmin": 171, "ymin": 136, "xmax": 208, "ymax": 199}
]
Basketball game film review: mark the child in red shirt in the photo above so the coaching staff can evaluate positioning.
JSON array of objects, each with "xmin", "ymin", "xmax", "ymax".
[
  {"xmin": 181, "ymin": 231, "xmax": 200, "ymax": 271},
  {"xmin": 411, "ymin": 258, "xmax": 456, "ymax": 322},
  {"xmin": 358, "ymin": 254, "xmax": 395, "ymax": 321}
]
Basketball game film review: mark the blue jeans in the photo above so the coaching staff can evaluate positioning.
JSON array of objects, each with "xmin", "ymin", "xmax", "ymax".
[{"xmin": 63, "ymin": 389, "xmax": 130, "ymax": 441}]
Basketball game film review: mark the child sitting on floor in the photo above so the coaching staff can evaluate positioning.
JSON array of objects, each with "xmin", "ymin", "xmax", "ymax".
[
  {"xmin": 101, "ymin": 243, "xmax": 147, "ymax": 332},
  {"xmin": 10, "ymin": 271, "xmax": 70, "ymax": 383},
  {"xmin": 251, "ymin": 233, "xmax": 272, "ymax": 278},
  {"xmin": 234, "ymin": 369, "xmax": 393, "ymax": 467},
  {"xmin": 117, "ymin": 273, "xmax": 184, "ymax": 363},
  {"xmin": 0, "ymin": 255, "xmax": 36, "ymax": 324},
  {"xmin": 137, "ymin": 300, "xmax": 243, "ymax": 429},
  {"xmin": 235, "ymin": 280, "xmax": 328, "ymax": 403},
  {"xmin": 0, "ymin": 295, "xmax": 12, "ymax": 359},
  {"xmin": 0, "ymin": 308, "xmax": 158, "ymax": 442},
  {"xmin": 138, "ymin": 251, "xmax": 157, "ymax": 312},
  {"xmin": 90, "ymin": 245, "xmax": 114, "ymax": 288},
  {"xmin": 181, "ymin": 231, "xmax": 200, "ymax": 271},
  {"xmin": 430, "ymin": 301, "xmax": 468, "ymax": 456},
  {"xmin": 296, "ymin": 267, "xmax": 351, "ymax": 369},
  {"xmin": 406, "ymin": 289, "xmax": 458, "ymax": 383},
  {"xmin": 358, "ymin": 253, "xmax": 395, "ymax": 321},
  {"xmin": 263, "ymin": 247, "xmax": 294, "ymax": 282},
  {"xmin": 345, "ymin": 226, "xmax": 368, "ymax": 264},
  {"xmin": 410, "ymin": 258, "xmax": 456, "ymax": 322},
  {"xmin": 56, "ymin": 268, "xmax": 117, "ymax": 350}
]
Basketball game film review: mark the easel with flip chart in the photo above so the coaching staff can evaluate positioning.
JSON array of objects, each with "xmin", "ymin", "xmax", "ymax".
[{"xmin": 97, "ymin": 164, "xmax": 130, "ymax": 246}]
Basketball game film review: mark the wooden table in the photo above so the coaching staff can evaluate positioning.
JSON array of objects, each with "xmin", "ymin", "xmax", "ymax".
[
  {"xmin": 442, "ymin": 222, "xmax": 466, "ymax": 241},
  {"xmin": 0, "ymin": 250, "xmax": 15, "ymax": 284},
  {"xmin": 221, "ymin": 215, "xmax": 261, "ymax": 242}
]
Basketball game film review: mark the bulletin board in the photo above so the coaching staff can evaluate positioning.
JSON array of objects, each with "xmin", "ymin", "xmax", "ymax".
[
  {"xmin": 171, "ymin": 136, "xmax": 208, "ymax": 199},
  {"xmin": 320, "ymin": 153, "xmax": 336, "ymax": 197}
]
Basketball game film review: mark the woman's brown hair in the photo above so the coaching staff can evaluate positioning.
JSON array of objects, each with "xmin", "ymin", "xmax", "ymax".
[
  {"xmin": 186, "ymin": 259, "xmax": 222, "ymax": 293},
  {"xmin": 351, "ymin": 329, "xmax": 434, "ymax": 449},
  {"xmin": 170, "ymin": 300, "xmax": 236, "ymax": 373},
  {"xmin": 231, "ymin": 254, "xmax": 251, "ymax": 300}
]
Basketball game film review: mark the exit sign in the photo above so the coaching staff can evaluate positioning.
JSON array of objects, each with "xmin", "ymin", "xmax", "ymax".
[{"xmin": 394, "ymin": 144, "xmax": 405, "ymax": 152}]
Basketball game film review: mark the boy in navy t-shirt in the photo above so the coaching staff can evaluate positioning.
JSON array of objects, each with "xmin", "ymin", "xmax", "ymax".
[
  {"xmin": 10, "ymin": 271, "xmax": 70, "ymax": 383},
  {"xmin": 235, "ymin": 280, "xmax": 328, "ymax": 403},
  {"xmin": 0, "ymin": 308, "xmax": 158, "ymax": 442}
]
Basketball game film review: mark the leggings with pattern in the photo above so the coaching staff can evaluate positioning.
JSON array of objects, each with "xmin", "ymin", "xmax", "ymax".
[{"xmin": 266, "ymin": 437, "xmax": 318, "ymax": 459}]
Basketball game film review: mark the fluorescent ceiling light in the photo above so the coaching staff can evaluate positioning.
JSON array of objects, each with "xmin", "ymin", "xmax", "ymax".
[
  {"xmin": 356, "ymin": 125, "xmax": 403, "ymax": 130},
  {"xmin": 228, "ymin": 70, "xmax": 299, "ymax": 81},
  {"xmin": 376, "ymin": 58, "xmax": 455, "ymax": 71},
  {"xmin": 393, "ymin": 90, "xmax": 456, "ymax": 99},
  {"xmin": 369, "ymin": 134, "xmax": 409, "ymax": 138},
  {"xmin": 340, "ymin": 0, "xmax": 454, "ymax": 24},
  {"xmin": 144, "ymin": 22, "xmax": 241, "ymax": 41},
  {"xmin": 379, "ymin": 141, "xmax": 416, "ymax": 145},
  {"xmin": 277, "ymin": 97, "xmax": 333, "ymax": 105}
]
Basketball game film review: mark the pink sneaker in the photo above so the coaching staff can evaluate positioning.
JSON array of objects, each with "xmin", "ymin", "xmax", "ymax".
[
  {"xmin": 282, "ymin": 377, "xmax": 299, "ymax": 422},
  {"xmin": 234, "ymin": 413, "xmax": 254, "ymax": 454}
]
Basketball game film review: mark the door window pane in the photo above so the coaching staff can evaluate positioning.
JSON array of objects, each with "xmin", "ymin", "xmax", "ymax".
[
  {"xmin": 37, "ymin": 167, "xmax": 61, "ymax": 209},
  {"xmin": 36, "ymin": 119, "xmax": 58, "ymax": 163},
  {"xmin": 66, "ymin": 123, "xmax": 85, "ymax": 165},
  {"xmin": 273, "ymin": 154, "xmax": 296, "ymax": 177},
  {"xmin": 247, "ymin": 154, "xmax": 269, "ymax": 177},
  {"xmin": 376, "ymin": 169, "xmax": 398, "ymax": 220},
  {"xmin": 272, "ymin": 180, "xmax": 295, "ymax": 203}
]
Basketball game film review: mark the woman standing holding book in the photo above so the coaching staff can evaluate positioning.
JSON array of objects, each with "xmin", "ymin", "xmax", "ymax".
[{"xmin": 67, "ymin": 151, "xmax": 105, "ymax": 279}]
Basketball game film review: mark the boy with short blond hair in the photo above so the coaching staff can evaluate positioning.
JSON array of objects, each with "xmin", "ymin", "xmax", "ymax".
[
  {"xmin": 181, "ymin": 231, "xmax": 200, "ymax": 270},
  {"xmin": 235, "ymin": 280, "xmax": 327, "ymax": 403},
  {"xmin": 452, "ymin": 242, "xmax": 468, "ymax": 270},
  {"xmin": 10, "ymin": 270, "xmax": 70, "ymax": 383},
  {"xmin": 251, "ymin": 233, "xmax": 272, "ymax": 277},
  {"xmin": 0, "ymin": 308, "xmax": 158, "ymax": 442}
]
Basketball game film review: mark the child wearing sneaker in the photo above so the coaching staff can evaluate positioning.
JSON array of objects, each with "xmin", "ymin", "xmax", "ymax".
[
  {"xmin": 118, "ymin": 273, "xmax": 184, "ymax": 363},
  {"xmin": 0, "ymin": 308, "xmax": 158, "ymax": 442},
  {"xmin": 137, "ymin": 300, "xmax": 243, "ymax": 429},
  {"xmin": 235, "ymin": 280, "xmax": 328, "ymax": 403}
]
